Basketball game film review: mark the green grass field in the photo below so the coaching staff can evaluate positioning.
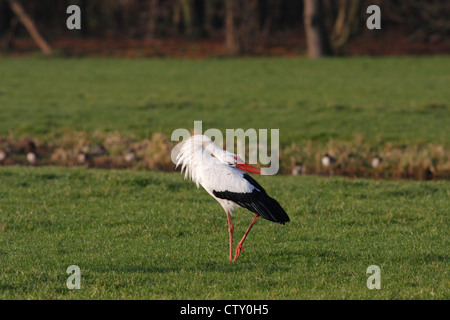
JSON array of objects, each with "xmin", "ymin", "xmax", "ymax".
[
  {"xmin": 0, "ymin": 56, "xmax": 449, "ymax": 299},
  {"xmin": 0, "ymin": 166, "xmax": 448, "ymax": 299},
  {"xmin": 1, "ymin": 57, "xmax": 449, "ymax": 145}
]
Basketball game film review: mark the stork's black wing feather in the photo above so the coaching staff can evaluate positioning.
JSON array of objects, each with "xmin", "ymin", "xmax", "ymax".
[{"xmin": 213, "ymin": 174, "xmax": 290, "ymax": 224}]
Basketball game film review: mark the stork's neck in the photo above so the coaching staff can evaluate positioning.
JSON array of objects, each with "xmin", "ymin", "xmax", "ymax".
[
  {"xmin": 176, "ymin": 135, "xmax": 223, "ymax": 188},
  {"xmin": 203, "ymin": 139, "xmax": 228, "ymax": 163}
]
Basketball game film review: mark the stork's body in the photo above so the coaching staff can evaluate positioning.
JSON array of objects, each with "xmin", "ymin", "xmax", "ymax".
[{"xmin": 176, "ymin": 135, "xmax": 289, "ymax": 262}]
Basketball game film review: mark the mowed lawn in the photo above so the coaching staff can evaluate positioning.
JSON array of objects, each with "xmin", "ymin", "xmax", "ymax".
[
  {"xmin": 0, "ymin": 56, "xmax": 449, "ymax": 145},
  {"xmin": 0, "ymin": 57, "xmax": 448, "ymax": 299},
  {"xmin": 0, "ymin": 166, "xmax": 448, "ymax": 299}
]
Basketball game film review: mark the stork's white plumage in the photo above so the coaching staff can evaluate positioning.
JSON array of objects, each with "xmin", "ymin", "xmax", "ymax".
[{"xmin": 176, "ymin": 135, "xmax": 289, "ymax": 263}]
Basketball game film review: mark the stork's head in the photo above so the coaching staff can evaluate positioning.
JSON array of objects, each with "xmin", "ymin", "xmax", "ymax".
[
  {"xmin": 206, "ymin": 139, "xmax": 261, "ymax": 175},
  {"xmin": 220, "ymin": 152, "xmax": 261, "ymax": 174}
]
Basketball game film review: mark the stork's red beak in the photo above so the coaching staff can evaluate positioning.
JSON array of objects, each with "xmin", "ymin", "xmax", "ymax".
[{"xmin": 236, "ymin": 162, "xmax": 261, "ymax": 174}]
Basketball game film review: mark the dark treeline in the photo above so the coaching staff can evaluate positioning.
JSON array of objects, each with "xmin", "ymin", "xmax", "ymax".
[{"xmin": 0, "ymin": 0, "xmax": 448, "ymax": 55}]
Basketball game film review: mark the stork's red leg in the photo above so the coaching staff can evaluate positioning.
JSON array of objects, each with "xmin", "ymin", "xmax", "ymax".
[
  {"xmin": 233, "ymin": 214, "xmax": 259, "ymax": 263},
  {"xmin": 227, "ymin": 212, "xmax": 234, "ymax": 263}
]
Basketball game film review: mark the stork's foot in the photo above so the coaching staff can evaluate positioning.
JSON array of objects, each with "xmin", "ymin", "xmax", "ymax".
[
  {"xmin": 232, "ymin": 244, "xmax": 245, "ymax": 263},
  {"xmin": 230, "ymin": 214, "xmax": 259, "ymax": 263}
]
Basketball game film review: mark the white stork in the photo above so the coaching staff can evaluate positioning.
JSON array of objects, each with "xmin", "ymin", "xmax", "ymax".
[{"xmin": 176, "ymin": 135, "xmax": 289, "ymax": 263}]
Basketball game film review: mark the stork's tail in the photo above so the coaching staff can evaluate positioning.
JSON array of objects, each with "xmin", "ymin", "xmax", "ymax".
[{"xmin": 249, "ymin": 193, "xmax": 290, "ymax": 225}]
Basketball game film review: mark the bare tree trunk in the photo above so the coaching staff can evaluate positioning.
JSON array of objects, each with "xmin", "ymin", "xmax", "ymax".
[
  {"xmin": 7, "ymin": 0, "xmax": 52, "ymax": 55},
  {"xmin": 333, "ymin": 0, "xmax": 348, "ymax": 37},
  {"xmin": 239, "ymin": 0, "xmax": 258, "ymax": 53},
  {"xmin": 179, "ymin": 0, "xmax": 193, "ymax": 36},
  {"xmin": 303, "ymin": 0, "xmax": 332, "ymax": 57},
  {"xmin": 225, "ymin": 0, "xmax": 239, "ymax": 55},
  {"xmin": 225, "ymin": 0, "xmax": 258, "ymax": 55},
  {"xmin": 147, "ymin": 0, "xmax": 159, "ymax": 39},
  {"xmin": 331, "ymin": 0, "xmax": 359, "ymax": 51}
]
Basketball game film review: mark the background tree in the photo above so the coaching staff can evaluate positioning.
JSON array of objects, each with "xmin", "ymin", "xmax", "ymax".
[
  {"xmin": 303, "ymin": 0, "xmax": 332, "ymax": 57},
  {"xmin": 225, "ymin": 0, "xmax": 259, "ymax": 55},
  {"xmin": 329, "ymin": 0, "xmax": 360, "ymax": 53},
  {"xmin": 7, "ymin": 0, "xmax": 52, "ymax": 54}
]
